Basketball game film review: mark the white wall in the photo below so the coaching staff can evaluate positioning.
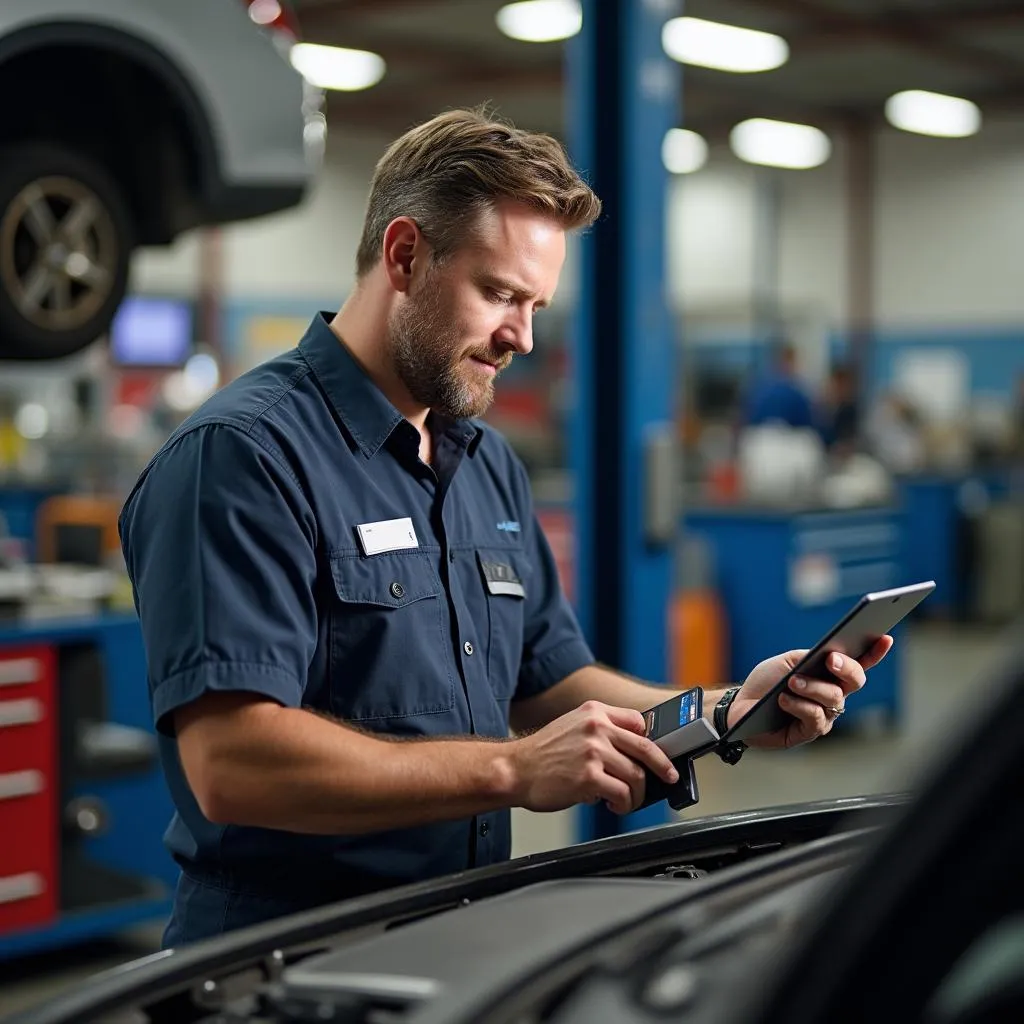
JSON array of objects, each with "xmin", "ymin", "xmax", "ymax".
[
  {"xmin": 777, "ymin": 135, "xmax": 849, "ymax": 326},
  {"xmin": 875, "ymin": 116, "xmax": 1024, "ymax": 325},
  {"xmin": 668, "ymin": 151, "xmax": 758, "ymax": 315},
  {"xmin": 667, "ymin": 114, "xmax": 1024, "ymax": 331},
  {"xmin": 129, "ymin": 115, "xmax": 1024, "ymax": 332}
]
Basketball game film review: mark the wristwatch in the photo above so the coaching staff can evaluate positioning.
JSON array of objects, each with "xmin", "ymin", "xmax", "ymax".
[{"xmin": 713, "ymin": 686, "xmax": 747, "ymax": 765}]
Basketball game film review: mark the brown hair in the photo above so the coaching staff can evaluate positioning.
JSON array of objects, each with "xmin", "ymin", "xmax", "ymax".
[{"xmin": 355, "ymin": 107, "xmax": 601, "ymax": 277}]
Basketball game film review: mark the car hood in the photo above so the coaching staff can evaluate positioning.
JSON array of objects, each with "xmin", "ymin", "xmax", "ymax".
[{"xmin": 5, "ymin": 795, "xmax": 904, "ymax": 1024}]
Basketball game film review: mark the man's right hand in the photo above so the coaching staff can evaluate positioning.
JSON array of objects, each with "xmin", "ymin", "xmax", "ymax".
[{"xmin": 507, "ymin": 701, "xmax": 680, "ymax": 816}]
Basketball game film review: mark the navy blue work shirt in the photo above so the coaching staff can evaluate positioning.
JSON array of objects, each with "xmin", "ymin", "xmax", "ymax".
[{"xmin": 119, "ymin": 313, "xmax": 594, "ymax": 945}]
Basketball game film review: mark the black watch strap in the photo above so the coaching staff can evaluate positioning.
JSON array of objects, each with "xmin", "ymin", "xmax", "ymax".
[{"xmin": 714, "ymin": 686, "xmax": 747, "ymax": 765}]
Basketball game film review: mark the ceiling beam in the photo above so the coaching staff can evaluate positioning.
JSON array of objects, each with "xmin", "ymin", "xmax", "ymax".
[
  {"xmin": 757, "ymin": 0, "xmax": 1024, "ymax": 83},
  {"xmin": 294, "ymin": 0, "xmax": 447, "ymax": 26}
]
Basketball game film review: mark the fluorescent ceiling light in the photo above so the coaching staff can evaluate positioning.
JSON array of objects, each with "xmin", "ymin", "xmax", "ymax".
[
  {"xmin": 662, "ymin": 129, "xmax": 708, "ymax": 174},
  {"xmin": 885, "ymin": 90, "xmax": 981, "ymax": 138},
  {"xmin": 248, "ymin": 0, "xmax": 282, "ymax": 26},
  {"xmin": 496, "ymin": 0, "xmax": 581, "ymax": 43},
  {"xmin": 290, "ymin": 43, "xmax": 385, "ymax": 92},
  {"xmin": 730, "ymin": 118, "xmax": 831, "ymax": 169},
  {"xmin": 662, "ymin": 17, "xmax": 788, "ymax": 73}
]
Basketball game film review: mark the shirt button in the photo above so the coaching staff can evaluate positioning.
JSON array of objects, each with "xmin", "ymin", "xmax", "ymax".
[
  {"xmin": 449, "ymin": 550, "xmax": 456, "ymax": 562},
  {"xmin": 390, "ymin": 582, "xmax": 405, "ymax": 599},
  {"xmin": 479, "ymin": 821, "xmax": 490, "ymax": 837},
  {"xmin": 463, "ymin": 641, "xmax": 474, "ymax": 656}
]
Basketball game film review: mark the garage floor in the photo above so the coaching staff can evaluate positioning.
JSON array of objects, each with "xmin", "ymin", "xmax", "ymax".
[{"xmin": 0, "ymin": 621, "xmax": 1015, "ymax": 1019}]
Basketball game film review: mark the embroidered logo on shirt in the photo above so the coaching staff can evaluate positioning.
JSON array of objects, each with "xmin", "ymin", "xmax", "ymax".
[{"xmin": 496, "ymin": 520, "xmax": 521, "ymax": 533}]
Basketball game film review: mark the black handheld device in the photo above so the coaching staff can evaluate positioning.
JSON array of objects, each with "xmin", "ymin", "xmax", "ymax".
[
  {"xmin": 637, "ymin": 687, "xmax": 720, "ymax": 811},
  {"xmin": 723, "ymin": 580, "xmax": 936, "ymax": 744},
  {"xmin": 642, "ymin": 687, "xmax": 716, "ymax": 757}
]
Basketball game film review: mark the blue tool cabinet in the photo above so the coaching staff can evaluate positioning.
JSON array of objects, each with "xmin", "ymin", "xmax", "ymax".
[{"xmin": 0, "ymin": 615, "xmax": 174, "ymax": 959}]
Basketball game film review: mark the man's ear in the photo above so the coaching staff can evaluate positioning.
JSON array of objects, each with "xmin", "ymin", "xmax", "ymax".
[{"xmin": 381, "ymin": 217, "xmax": 424, "ymax": 294}]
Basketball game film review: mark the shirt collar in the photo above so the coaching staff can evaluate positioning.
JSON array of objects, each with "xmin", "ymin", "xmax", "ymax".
[{"xmin": 298, "ymin": 312, "xmax": 483, "ymax": 459}]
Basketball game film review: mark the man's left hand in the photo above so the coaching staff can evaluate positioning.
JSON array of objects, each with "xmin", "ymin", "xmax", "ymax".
[{"xmin": 729, "ymin": 637, "xmax": 894, "ymax": 750}]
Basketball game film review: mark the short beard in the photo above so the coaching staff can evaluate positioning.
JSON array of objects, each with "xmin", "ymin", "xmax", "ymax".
[{"xmin": 388, "ymin": 267, "xmax": 507, "ymax": 420}]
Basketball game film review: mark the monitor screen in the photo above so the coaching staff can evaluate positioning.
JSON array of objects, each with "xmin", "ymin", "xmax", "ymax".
[{"xmin": 109, "ymin": 297, "xmax": 193, "ymax": 366}]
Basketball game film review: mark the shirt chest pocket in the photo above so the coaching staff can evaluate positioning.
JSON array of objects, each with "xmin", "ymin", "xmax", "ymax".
[
  {"xmin": 475, "ymin": 549, "xmax": 528, "ymax": 701},
  {"xmin": 328, "ymin": 551, "xmax": 456, "ymax": 722}
]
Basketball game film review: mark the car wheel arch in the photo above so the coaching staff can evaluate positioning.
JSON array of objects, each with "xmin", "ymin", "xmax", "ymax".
[{"xmin": 0, "ymin": 19, "xmax": 222, "ymax": 214}]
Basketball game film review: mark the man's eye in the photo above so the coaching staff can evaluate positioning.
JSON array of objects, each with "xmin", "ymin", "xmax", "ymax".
[{"xmin": 488, "ymin": 289, "xmax": 514, "ymax": 304}]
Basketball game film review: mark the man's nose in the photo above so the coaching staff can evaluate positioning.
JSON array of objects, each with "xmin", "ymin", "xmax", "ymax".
[{"xmin": 497, "ymin": 308, "xmax": 533, "ymax": 355}]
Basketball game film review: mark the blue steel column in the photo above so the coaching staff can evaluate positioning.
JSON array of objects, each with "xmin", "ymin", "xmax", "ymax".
[{"xmin": 566, "ymin": 0, "xmax": 682, "ymax": 840}]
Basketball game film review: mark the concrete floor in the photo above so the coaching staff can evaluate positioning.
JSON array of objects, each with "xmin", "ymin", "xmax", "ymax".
[{"xmin": 0, "ymin": 621, "xmax": 1015, "ymax": 1019}]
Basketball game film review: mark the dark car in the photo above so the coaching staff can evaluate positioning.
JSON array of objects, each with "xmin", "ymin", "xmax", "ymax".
[{"xmin": 4, "ymin": 639, "xmax": 1021, "ymax": 1024}]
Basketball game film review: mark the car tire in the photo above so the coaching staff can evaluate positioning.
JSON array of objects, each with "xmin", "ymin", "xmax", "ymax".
[{"xmin": 0, "ymin": 143, "xmax": 133, "ymax": 361}]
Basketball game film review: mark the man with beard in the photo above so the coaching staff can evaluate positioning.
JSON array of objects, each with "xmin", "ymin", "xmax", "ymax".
[{"xmin": 120, "ymin": 109, "xmax": 891, "ymax": 947}]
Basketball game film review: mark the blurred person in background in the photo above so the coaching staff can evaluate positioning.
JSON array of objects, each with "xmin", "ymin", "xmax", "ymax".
[
  {"xmin": 742, "ymin": 341, "xmax": 816, "ymax": 431},
  {"xmin": 818, "ymin": 363, "xmax": 860, "ymax": 457},
  {"xmin": 119, "ymin": 108, "xmax": 892, "ymax": 948}
]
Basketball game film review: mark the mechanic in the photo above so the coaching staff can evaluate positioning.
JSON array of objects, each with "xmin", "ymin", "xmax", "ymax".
[{"xmin": 119, "ymin": 109, "xmax": 893, "ymax": 948}]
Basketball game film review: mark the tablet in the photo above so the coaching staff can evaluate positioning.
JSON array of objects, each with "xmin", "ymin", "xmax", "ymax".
[{"xmin": 724, "ymin": 581, "xmax": 936, "ymax": 744}]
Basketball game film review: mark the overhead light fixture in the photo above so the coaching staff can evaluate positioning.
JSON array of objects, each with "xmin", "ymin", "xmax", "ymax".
[
  {"xmin": 289, "ymin": 43, "xmax": 385, "ymax": 92},
  {"xmin": 730, "ymin": 118, "xmax": 831, "ymax": 169},
  {"xmin": 662, "ymin": 128, "xmax": 708, "ymax": 174},
  {"xmin": 885, "ymin": 89, "xmax": 981, "ymax": 138},
  {"xmin": 247, "ymin": 0, "xmax": 282, "ymax": 26},
  {"xmin": 496, "ymin": 0, "xmax": 582, "ymax": 43},
  {"xmin": 662, "ymin": 17, "xmax": 788, "ymax": 73}
]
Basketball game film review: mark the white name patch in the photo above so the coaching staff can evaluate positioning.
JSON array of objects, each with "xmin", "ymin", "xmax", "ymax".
[{"xmin": 356, "ymin": 517, "xmax": 419, "ymax": 556}]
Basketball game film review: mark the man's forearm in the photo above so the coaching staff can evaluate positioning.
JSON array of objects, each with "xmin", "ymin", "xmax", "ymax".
[
  {"xmin": 511, "ymin": 663, "xmax": 732, "ymax": 732},
  {"xmin": 183, "ymin": 698, "xmax": 518, "ymax": 835}
]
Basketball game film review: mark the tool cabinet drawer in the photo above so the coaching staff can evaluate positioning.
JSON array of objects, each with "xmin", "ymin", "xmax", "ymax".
[
  {"xmin": 0, "ymin": 644, "xmax": 58, "ymax": 934},
  {"xmin": 0, "ymin": 646, "xmax": 53, "ymax": 692},
  {"xmin": 0, "ymin": 780, "xmax": 57, "ymax": 933}
]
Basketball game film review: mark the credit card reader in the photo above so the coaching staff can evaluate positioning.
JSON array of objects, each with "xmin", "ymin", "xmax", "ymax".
[{"xmin": 638, "ymin": 687, "xmax": 720, "ymax": 811}]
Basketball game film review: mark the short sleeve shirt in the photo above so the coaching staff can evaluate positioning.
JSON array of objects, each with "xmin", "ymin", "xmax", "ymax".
[{"xmin": 119, "ymin": 312, "xmax": 594, "ymax": 909}]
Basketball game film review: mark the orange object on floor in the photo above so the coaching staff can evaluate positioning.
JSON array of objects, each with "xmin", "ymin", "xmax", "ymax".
[{"xmin": 669, "ymin": 587, "xmax": 728, "ymax": 690}]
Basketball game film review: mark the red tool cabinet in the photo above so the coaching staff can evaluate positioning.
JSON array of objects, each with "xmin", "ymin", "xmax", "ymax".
[{"xmin": 0, "ymin": 644, "xmax": 58, "ymax": 934}]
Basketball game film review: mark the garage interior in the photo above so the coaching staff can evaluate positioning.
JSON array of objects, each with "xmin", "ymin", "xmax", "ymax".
[{"xmin": 2, "ymin": 0, "xmax": 1023, "ymax": 1017}]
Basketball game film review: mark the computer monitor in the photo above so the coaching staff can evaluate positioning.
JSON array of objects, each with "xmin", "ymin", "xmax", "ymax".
[{"xmin": 109, "ymin": 296, "xmax": 194, "ymax": 367}]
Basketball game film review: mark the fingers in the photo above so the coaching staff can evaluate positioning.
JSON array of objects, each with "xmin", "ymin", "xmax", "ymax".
[
  {"xmin": 788, "ymin": 675, "xmax": 847, "ymax": 710},
  {"xmin": 600, "ymin": 747, "xmax": 648, "ymax": 812},
  {"xmin": 859, "ymin": 635, "xmax": 894, "ymax": 671},
  {"xmin": 775, "ymin": 649, "xmax": 809, "ymax": 672},
  {"xmin": 601, "ymin": 704, "xmax": 648, "ymax": 735},
  {"xmin": 579, "ymin": 756, "xmax": 635, "ymax": 814},
  {"xmin": 786, "ymin": 636, "xmax": 893, "ymax": 713},
  {"xmin": 824, "ymin": 652, "xmax": 868, "ymax": 694},
  {"xmin": 609, "ymin": 727, "xmax": 680, "ymax": 785},
  {"xmin": 778, "ymin": 690, "xmax": 831, "ymax": 745},
  {"xmin": 571, "ymin": 703, "xmax": 678, "ymax": 815}
]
